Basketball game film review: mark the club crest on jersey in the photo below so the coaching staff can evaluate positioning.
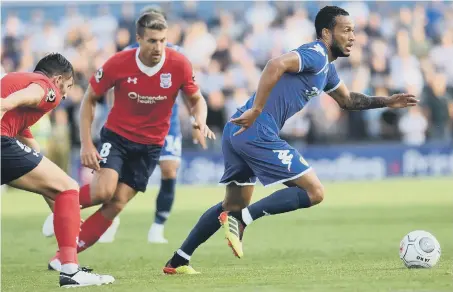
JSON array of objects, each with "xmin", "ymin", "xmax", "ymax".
[
  {"xmin": 160, "ymin": 73, "xmax": 172, "ymax": 88},
  {"xmin": 95, "ymin": 67, "xmax": 103, "ymax": 83},
  {"xmin": 46, "ymin": 88, "xmax": 56, "ymax": 102}
]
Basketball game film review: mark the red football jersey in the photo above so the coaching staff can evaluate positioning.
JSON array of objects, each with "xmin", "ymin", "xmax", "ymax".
[
  {"xmin": 1, "ymin": 72, "xmax": 62, "ymax": 138},
  {"xmin": 89, "ymin": 47, "xmax": 199, "ymax": 145}
]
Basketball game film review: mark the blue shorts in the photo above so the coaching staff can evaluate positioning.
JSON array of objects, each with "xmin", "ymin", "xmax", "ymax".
[
  {"xmin": 99, "ymin": 127, "xmax": 162, "ymax": 192},
  {"xmin": 160, "ymin": 111, "xmax": 182, "ymax": 161},
  {"xmin": 1, "ymin": 136, "xmax": 43, "ymax": 185},
  {"xmin": 219, "ymin": 112, "xmax": 311, "ymax": 187}
]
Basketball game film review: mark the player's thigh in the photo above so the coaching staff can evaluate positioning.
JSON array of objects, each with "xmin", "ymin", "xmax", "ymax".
[
  {"xmin": 285, "ymin": 169, "xmax": 325, "ymax": 205},
  {"xmin": 90, "ymin": 168, "xmax": 120, "ymax": 202},
  {"xmin": 159, "ymin": 160, "xmax": 180, "ymax": 179},
  {"xmin": 94, "ymin": 128, "xmax": 128, "ymax": 201},
  {"xmin": 9, "ymin": 156, "xmax": 78, "ymax": 200},
  {"xmin": 219, "ymin": 122, "xmax": 257, "ymax": 187},
  {"xmin": 222, "ymin": 184, "xmax": 255, "ymax": 211},
  {"xmin": 233, "ymin": 123, "xmax": 311, "ymax": 188}
]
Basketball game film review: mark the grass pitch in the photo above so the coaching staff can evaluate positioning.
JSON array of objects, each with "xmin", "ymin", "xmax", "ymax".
[{"xmin": 1, "ymin": 177, "xmax": 452, "ymax": 292}]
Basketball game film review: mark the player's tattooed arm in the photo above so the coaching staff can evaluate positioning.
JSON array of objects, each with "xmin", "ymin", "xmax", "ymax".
[
  {"xmin": 328, "ymin": 82, "xmax": 418, "ymax": 110},
  {"xmin": 343, "ymin": 92, "xmax": 388, "ymax": 110},
  {"xmin": 1, "ymin": 83, "xmax": 44, "ymax": 117}
]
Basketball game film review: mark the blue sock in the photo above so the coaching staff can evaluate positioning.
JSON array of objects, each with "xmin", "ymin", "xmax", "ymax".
[
  {"xmin": 155, "ymin": 179, "xmax": 176, "ymax": 225},
  {"xmin": 240, "ymin": 187, "xmax": 312, "ymax": 225},
  {"xmin": 171, "ymin": 202, "xmax": 223, "ymax": 266}
]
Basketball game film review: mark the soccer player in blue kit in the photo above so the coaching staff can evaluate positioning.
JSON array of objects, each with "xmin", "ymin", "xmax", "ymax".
[{"xmin": 163, "ymin": 6, "xmax": 418, "ymax": 274}]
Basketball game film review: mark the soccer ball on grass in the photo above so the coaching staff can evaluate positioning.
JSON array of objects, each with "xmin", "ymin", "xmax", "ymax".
[{"xmin": 399, "ymin": 230, "xmax": 441, "ymax": 268}]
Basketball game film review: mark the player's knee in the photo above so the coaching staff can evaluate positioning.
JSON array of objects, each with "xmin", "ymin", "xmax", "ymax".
[
  {"xmin": 103, "ymin": 198, "xmax": 127, "ymax": 217},
  {"xmin": 222, "ymin": 198, "xmax": 250, "ymax": 211},
  {"xmin": 160, "ymin": 161, "xmax": 179, "ymax": 179},
  {"xmin": 161, "ymin": 166, "xmax": 177, "ymax": 179},
  {"xmin": 94, "ymin": 184, "xmax": 116, "ymax": 203},
  {"xmin": 54, "ymin": 176, "xmax": 79, "ymax": 194},
  {"xmin": 307, "ymin": 184, "xmax": 325, "ymax": 205}
]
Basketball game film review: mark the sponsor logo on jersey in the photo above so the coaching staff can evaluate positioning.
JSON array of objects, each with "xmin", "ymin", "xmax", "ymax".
[{"xmin": 128, "ymin": 92, "xmax": 167, "ymax": 104}]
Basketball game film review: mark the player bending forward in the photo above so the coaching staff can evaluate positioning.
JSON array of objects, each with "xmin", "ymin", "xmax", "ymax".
[
  {"xmin": 0, "ymin": 53, "xmax": 114, "ymax": 287},
  {"xmin": 40, "ymin": 6, "xmax": 207, "ymax": 244},
  {"xmin": 46, "ymin": 11, "xmax": 215, "ymax": 271},
  {"xmin": 163, "ymin": 6, "xmax": 419, "ymax": 274}
]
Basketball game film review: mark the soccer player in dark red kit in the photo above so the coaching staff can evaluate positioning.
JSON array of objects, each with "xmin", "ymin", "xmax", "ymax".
[
  {"xmin": 1, "ymin": 53, "xmax": 114, "ymax": 287},
  {"xmin": 47, "ymin": 11, "xmax": 215, "ymax": 269}
]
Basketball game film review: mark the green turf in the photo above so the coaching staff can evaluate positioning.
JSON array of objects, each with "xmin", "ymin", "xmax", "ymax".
[{"xmin": 1, "ymin": 177, "xmax": 452, "ymax": 292}]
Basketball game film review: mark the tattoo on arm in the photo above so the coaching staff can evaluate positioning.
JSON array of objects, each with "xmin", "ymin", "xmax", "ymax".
[{"xmin": 342, "ymin": 92, "xmax": 388, "ymax": 110}]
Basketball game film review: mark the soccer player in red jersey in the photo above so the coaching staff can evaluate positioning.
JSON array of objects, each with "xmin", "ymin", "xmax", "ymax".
[
  {"xmin": 1, "ymin": 53, "xmax": 114, "ymax": 287},
  {"xmin": 47, "ymin": 12, "xmax": 215, "ymax": 269}
]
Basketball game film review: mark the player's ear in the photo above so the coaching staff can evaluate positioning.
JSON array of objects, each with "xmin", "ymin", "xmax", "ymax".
[
  {"xmin": 51, "ymin": 75, "xmax": 63, "ymax": 86},
  {"xmin": 322, "ymin": 28, "xmax": 331, "ymax": 41}
]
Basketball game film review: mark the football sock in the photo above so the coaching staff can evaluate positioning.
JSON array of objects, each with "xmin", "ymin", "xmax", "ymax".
[
  {"xmin": 54, "ymin": 189, "xmax": 80, "ymax": 272},
  {"xmin": 233, "ymin": 187, "xmax": 312, "ymax": 226},
  {"xmin": 79, "ymin": 184, "xmax": 92, "ymax": 208},
  {"xmin": 171, "ymin": 202, "xmax": 223, "ymax": 267},
  {"xmin": 154, "ymin": 179, "xmax": 176, "ymax": 225},
  {"xmin": 77, "ymin": 209, "xmax": 113, "ymax": 253}
]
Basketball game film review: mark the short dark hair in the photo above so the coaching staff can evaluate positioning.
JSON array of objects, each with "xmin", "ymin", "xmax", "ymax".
[
  {"xmin": 315, "ymin": 6, "xmax": 349, "ymax": 39},
  {"xmin": 136, "ymin": 12, "xmax": 168, "ymax": 37},
  {"xmin": 34, "ymin": 53, "xmax": 74, "ymax": 79},
  {"xmin": 139, "ymin": 5, "xmax": 167, "ymax": 20}
]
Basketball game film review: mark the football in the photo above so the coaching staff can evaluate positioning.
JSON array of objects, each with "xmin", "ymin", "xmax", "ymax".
[{"xmin": 399, "ymin": 230, "xmax": 441, "ymax": 268}]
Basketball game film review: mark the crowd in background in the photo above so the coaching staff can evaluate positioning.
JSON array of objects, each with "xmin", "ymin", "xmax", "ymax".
[{"xmin": 2, "ymin": 1, "xmax": 453, "ymax": 173}]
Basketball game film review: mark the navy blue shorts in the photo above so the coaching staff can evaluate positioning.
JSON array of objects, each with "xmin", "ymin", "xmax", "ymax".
[
  {"xmin": 219, "ymin": 112, "xmax": 311, "ymax": 187},
  {"xmin": 1, "ymin": 136, "xmax": 43, "ymax": 185},
  {"xmin": 98, "ymin": 128, "xmax": 162, "ymax": 192}
]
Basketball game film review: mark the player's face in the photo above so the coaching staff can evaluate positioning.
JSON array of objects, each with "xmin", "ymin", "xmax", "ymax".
[
  {"xmin": 53, "ymin": 75, "xmax": 74, "ymax": 99},
  {"xmin": 137, "ymin": 28, "xmax": 168, "ymax": 65},
  {"xmin": 330, "ymin": 15, "xmax": 355, "ymax": 58}
]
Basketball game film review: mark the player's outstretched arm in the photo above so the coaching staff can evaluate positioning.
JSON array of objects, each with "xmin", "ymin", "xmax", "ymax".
[
  {"xmin": 79, "ymin": 84, "xmax": 103, "ymax": 170},
  {"xmin": 231, "ymin": 52, "xmax": 301, "ymax": 135},
  {"xmin": 327, "ymin": 82, "xmax": 419, "ymax": 110},
  {"xmin": 1, "ymin": 83, "xmax": 44, "ymax": 118}
]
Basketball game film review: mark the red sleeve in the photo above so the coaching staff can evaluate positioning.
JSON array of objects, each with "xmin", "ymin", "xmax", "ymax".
[
  {"xmin": 180, "ymin": 57, "xmax": 199, "ymax": 96},
  {"xmin": 33, "ymin": 79, "xmax": 58, "ymax": 111},
  {"xmin": 89, "ymin": 55, "xmax": 118, "ymax": 96},
  {"xmin": 19, "ymin": 127, "xmax": 33, "ymax": 138}
]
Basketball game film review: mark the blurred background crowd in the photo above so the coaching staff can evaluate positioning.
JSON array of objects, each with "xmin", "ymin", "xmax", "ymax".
[{"xmin": 1, "ymin": 1, "xmax": 453, "ymax": 176}]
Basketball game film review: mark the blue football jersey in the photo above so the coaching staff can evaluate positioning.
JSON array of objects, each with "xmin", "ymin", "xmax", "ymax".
[{"xmin": 239, "ymin": 40, "xmax": 341, "ymax": 130}]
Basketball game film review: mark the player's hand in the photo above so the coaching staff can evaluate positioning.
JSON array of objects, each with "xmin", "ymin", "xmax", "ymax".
[
  {"xmin": 230, "ymin": 108, "xmax": 262, "ymax": 136},
  {"xmin": 386, "ymin": 93, "xmax": 419, "ymax": 109},
  {"xmin": 192, "ymin": 127, "xmax": 208, "ymax": 149},
  {"xmin": 191, "ymin": 116, "xmax": 216, "ymax": 138},
  {"xmin": 80, "ymin": 142, "xmax": 102, "ymax": 171}
]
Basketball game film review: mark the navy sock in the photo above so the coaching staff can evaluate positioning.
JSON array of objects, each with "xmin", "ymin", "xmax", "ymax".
[
  {"xmin": 171, "ymin": 202, "xmax": 223, "ymax": 266},
  {"xmin": 155, "ymin": 179, "xmax": 176, "ymax": 225},
  {"xmin": 238, "ymin": 187, "xmax": 312, "ymax": 224}
]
